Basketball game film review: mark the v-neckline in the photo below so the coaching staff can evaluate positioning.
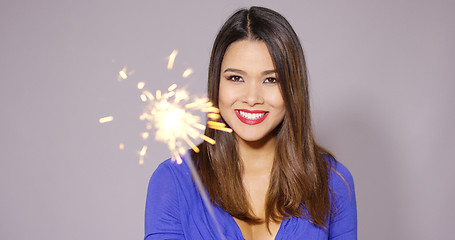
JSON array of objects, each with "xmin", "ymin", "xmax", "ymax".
[{"xmin": 229, "ymin": 216, "xmax": 288, "ymax": 240}]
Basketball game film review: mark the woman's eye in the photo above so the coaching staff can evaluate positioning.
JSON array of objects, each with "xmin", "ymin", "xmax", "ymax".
[
  {"xmin": 264, "ymin": 77, "xmax": 277, "ymax": 84},
  {"xmin": 227, "ymin": 75, "xmax": 243, "ymax": 82}
]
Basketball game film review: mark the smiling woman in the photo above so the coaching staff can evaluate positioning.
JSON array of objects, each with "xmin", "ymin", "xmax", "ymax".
[
  {"xmin": 145, "ymin": 6, "xmax": 357, "ymax": 240},
  {"xmin": 219, "ymin": 40, "xmax": 286, "ymax": 143}
]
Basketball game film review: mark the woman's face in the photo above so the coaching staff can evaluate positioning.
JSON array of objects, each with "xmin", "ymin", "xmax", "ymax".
[{"xmin": 218, "ymin": 40, "xmax": 286, "ymax": 143}]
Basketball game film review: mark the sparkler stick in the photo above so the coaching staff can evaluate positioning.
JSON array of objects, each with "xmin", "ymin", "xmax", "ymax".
[{"xmin": 181, "ymin": 151, "xmax": 227, "ymax": 240}]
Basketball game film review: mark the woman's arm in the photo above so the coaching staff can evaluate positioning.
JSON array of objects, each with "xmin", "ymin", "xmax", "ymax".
[
  {"xmin": 144, "ymin": 162, "xmax": 185, "ymax": 240},
  {"xmin": 328, "ymin": 162, "xmax": 357, "ymax": 239}
]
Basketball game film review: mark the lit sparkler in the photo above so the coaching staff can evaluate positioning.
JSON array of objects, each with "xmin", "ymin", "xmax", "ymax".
[
  {"xmin": 100, "ymin": 50, "xmax": 233, "ymax": 163},
  {"xmin": 136, "ymin": 78, "xmax": 230, "ymax": 240},
  {"xmin": 138, "ymin": 83, "xmax": 231, "ymax": 164},
  {"xmin": 100, "ymin": 50, "xmax": 230, "ymax": 240},
  {"xmin": 134, "ymin": 50, "xmax": 231, "ymax": 164},
  {"xmin": 101, "ymin": 50, "xmax": 233, "ymax": 162}
]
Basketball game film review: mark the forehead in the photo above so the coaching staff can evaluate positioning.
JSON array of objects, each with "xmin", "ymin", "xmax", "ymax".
[{"xmin": 221, "ymin": 40, "xmax": 275, "ymax": 72}]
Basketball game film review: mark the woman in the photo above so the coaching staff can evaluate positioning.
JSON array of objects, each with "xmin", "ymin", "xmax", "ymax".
[{"xmin": 145, "ymin": 6, "xmax": 357, "ymax": 240}]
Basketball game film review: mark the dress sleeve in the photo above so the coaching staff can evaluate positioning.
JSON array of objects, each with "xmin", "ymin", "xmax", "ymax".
[
  {"xmin": 328, "ymin": 162, "xmax": 357, "ymax": 240},
  {"xmin": 144, "ymin": 162, "xmax": 185, "ymax": 240}
]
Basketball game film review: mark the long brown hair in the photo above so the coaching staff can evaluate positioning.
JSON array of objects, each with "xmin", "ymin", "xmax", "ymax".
[{"xmin": 192, "ymin": 6, "xmax": 334, "ymax": 228}]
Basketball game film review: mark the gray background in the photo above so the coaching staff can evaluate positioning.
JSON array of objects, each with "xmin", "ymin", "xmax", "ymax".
[{"xmin": 1, "ymin": 0, "xmax": 454, "ymax": 239}]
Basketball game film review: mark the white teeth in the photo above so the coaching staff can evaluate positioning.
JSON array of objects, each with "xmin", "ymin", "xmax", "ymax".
[{"xmin": 238, "ymin": 111, "xmax": 266, "ymax": 120}]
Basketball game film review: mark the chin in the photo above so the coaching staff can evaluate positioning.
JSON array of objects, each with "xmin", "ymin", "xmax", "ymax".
[{"xmin": 234, "ymin": 131, "xmax": 275, "ymax": 144}]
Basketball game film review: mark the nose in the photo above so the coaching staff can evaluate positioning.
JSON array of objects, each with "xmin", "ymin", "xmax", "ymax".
[{"xmin": 243, "ymin": 82, "xmax": 264, "ymax": 106}]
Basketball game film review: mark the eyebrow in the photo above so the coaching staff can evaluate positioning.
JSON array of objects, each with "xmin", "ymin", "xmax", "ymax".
[
  {"xmin": 262, "ymin": 70, "xmax": 277, "ymax": 75},
  {"xmin": 223, "ymin": 68, "xmax": 277, "ymax": 75},
  {"xmin": 223, "ymin": 68, "xmax": 246, "ymax": 75}
]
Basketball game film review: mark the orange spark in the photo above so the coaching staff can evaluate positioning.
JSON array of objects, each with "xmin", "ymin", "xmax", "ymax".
[
  {"xmin": 168, "ymin": 84, "xmax": 177, "ymax": 91},
  {"xmin": 208, "ymin": 113, "xmax": 221, "ymax": 120},
  {"xmin": 141, "ymin": 132, "xmax": 149, "ymax": 140},
  {"xmin": 99, "ymin": 116, "xmax": 114, "ymax": 123},
  {"xmin": 167, "ymin": 50, "xmax": 178, "ymax": 70},
  {"xmin": 182, "ymin": 68, "xmax": 193, "ymax": 78},
  {"xmin": 201, "ymin": 135, "xmax": 216, "ymax": 145},
  {"xmin": 119, "ymin": 67, "xmax": 128, "ymax": 80}
]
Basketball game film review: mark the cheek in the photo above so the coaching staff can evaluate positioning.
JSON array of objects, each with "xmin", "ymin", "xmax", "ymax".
[
  {"xmin": 218, "ymin": 86, "xmax": 231, "ymax": 120},
  {"xmin": 218, "ymin": 83, "xmax": 237, "ymax": 108},
  {"xmin": 218, "ymin": 93, "xmax": 234, "ymax": 123},
  {"xmin": 267, "ymin": 89, "xmax": 285, "ymax": 108},
  {"xmin": 270, "ymin": 92, "xmax": 286, "ymax": 119}
]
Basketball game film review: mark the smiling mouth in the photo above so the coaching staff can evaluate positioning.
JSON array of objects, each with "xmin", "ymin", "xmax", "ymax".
[{"xmin": 235, "ymin": 109, "xmax": 268, "ymax": 125}]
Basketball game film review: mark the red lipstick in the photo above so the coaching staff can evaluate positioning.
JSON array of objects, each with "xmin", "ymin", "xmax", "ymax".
[{"xmin": 235, "ymin": 109, "xmax": 268, "ymax": 125}]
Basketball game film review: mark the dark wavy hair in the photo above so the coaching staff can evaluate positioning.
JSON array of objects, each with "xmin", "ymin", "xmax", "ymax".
[{"xmin": 192, "ymin": 6, "xmax": 334, "ymax": 229}]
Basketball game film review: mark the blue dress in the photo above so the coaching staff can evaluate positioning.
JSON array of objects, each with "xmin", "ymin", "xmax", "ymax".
[{"xmin": 144, "ymin": 155, "xmax": 357, "ymax": 240}]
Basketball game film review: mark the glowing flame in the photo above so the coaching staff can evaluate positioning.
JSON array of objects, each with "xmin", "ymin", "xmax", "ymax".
[
  {"xmin": 139, "ymin": 85, "xmax": 222, "ymax": 163},
  {"xmin": 99, "ymin": 116, "xmax": 114, "ymax": 123},
  {"xmin": 103, "ymin": 51, "xmax": 230, "ymax": 166}
]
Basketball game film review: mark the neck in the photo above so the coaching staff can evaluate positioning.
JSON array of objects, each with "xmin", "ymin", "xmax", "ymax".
[{"xmin": 236, "ymin": 133, "xmax": 276, "ymax": 176}]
